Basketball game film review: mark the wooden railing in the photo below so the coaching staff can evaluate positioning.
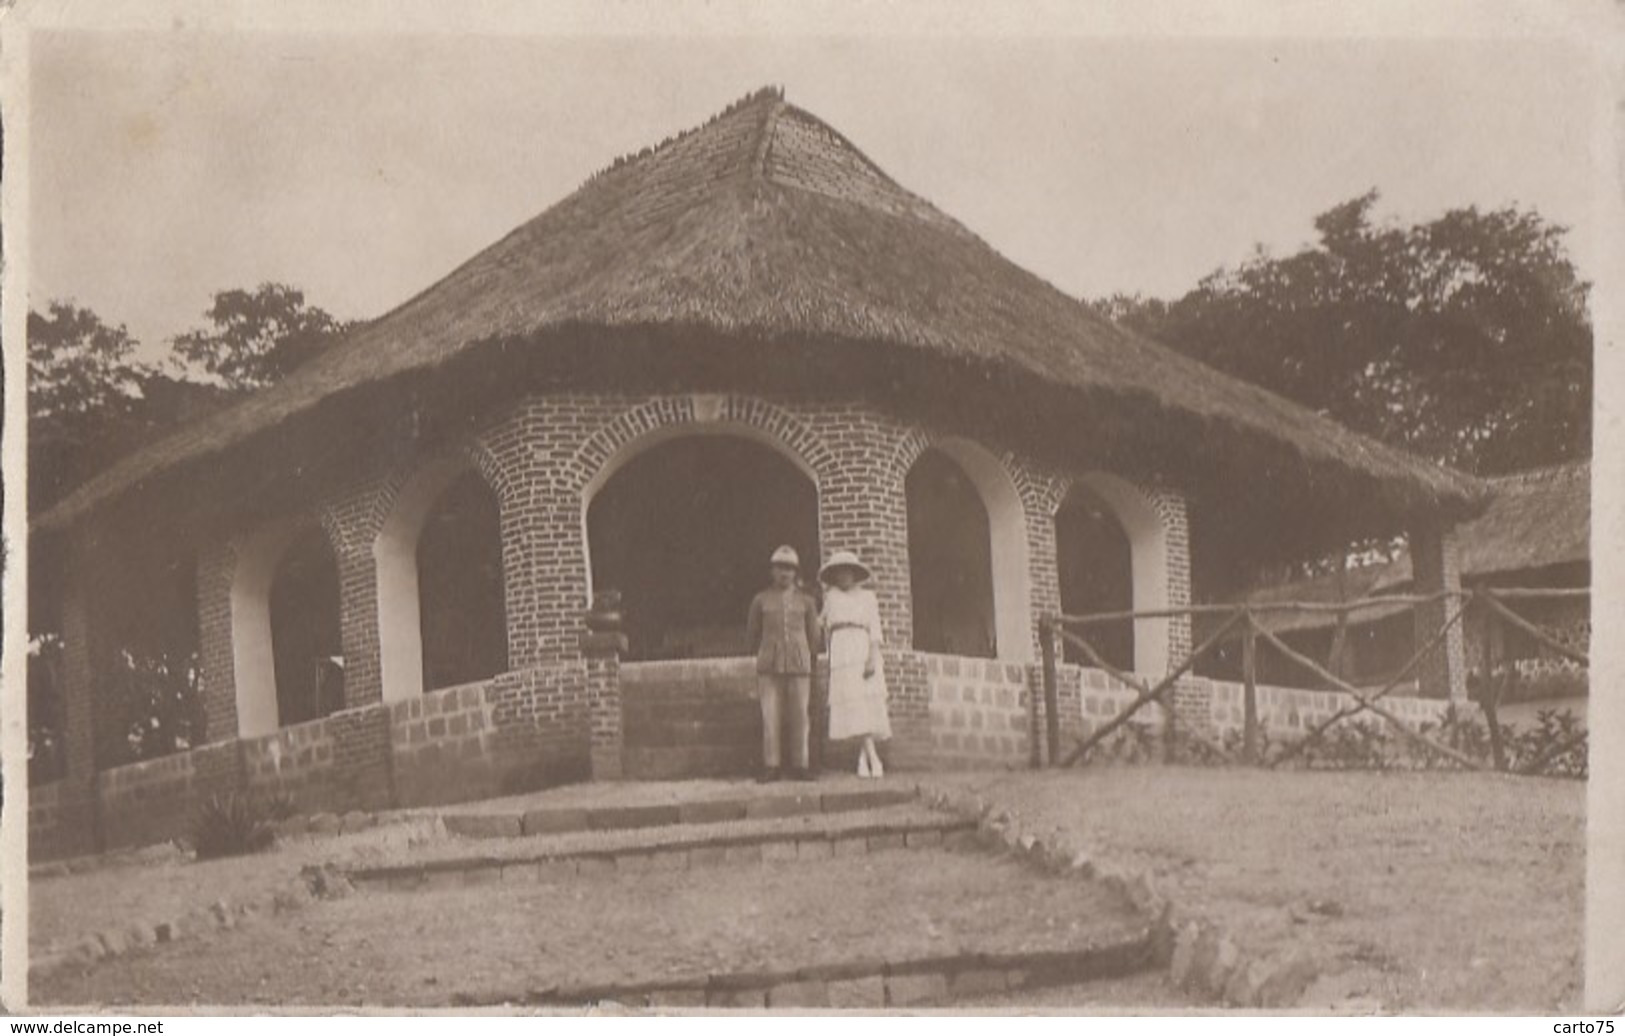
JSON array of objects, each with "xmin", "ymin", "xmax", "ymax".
[{"xmin": 1037, "ymin": 586, "xmax": 1588, "ymax": 773}]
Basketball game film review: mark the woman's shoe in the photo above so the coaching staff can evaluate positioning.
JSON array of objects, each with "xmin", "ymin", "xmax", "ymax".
[{"xmin": 857, "ymin": 751, "xmax": 871, "ymax": 778}]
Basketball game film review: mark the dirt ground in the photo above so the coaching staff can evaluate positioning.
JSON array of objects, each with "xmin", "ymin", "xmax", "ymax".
[
  {"xmin": 929, "ymin": 766, "xmax": 1585, "ymax": 1013},
  {"xmin": 33, "ymin": 847, "xmax": 1143, "ymax": 1008}
]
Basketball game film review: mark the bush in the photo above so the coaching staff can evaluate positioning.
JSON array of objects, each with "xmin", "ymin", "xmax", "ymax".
[
  {"xmin": 193, "ymin": 793, "xmax": 276, "ymax": 860},
  {"xmin": 1507, "ymin": 709, "xmax": 1588, "ymax": 779}
]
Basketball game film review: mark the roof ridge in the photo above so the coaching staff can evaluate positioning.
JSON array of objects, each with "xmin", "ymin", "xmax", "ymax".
[
  {"xmin": 579, "ymin": 86, "xmax": 784, "ymax": 190},
  {"xmin": 751, "ymin": 96, "xmax": 785, "ymax": 181}
]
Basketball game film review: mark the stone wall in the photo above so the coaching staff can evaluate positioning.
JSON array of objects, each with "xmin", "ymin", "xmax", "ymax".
[
  {"xmin": 925, "ymin": 653, "xmax": 1032, "ymax": 768},
  {"xmin": 389, "ymin": 680, "xmax": 502, "ymax": 806},
  {"xmin": 97, "ymin": 750, "xmax": 197, "ymax": 850},
  {"xmin": 239, "ymin": 703, "xmax": 393, "ymax": 814},
  {"xmin": 620, "ymin": 658, "xmax": 759, "ymax": 779}
]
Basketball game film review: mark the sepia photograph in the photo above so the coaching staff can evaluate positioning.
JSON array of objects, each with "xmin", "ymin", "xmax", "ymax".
[{"xmin": 1, "ymin": 0, "xmax": 1619, "ymax": 1018}]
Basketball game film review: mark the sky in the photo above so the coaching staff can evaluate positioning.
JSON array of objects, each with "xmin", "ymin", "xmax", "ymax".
[{"xmin": 24, "ymin": 16, "xmax": 1608, "ymax": 363}]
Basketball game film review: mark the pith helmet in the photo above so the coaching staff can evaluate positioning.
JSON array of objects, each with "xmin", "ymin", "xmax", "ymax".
[
  {"xmin": 819, "ymin": 550, "xmax": 872, "ymax": 583},
  {"xmin": 770, "ymin": 545, "xmax": 801, "ymax": 569}
]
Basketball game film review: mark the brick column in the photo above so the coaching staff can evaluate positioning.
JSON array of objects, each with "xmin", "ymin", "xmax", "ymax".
[
  {"xmin": 580, "ymin": 606, "xmax": 627, "ymax": 780},
  {"xmin": 1017, "ymin": 470, "xmax": 1068, "ymax": 763},
  {"xmin": 321, "ymin": 486, "xmax": 388, "ymax": 710},
  {"xmin": 816, "ymin": 410, "xmax": 927, "ymax": 766},
  {"xmin": 196, "ymin": 537, "xmax": 239, "ymax": 743},
  {"xmin": 1411, "ymin": 520, "xmax": 1468, "ymax": 702}
]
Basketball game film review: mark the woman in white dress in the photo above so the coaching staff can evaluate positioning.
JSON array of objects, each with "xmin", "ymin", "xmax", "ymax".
[{"xmin": 819, "ymin": 551, "xmax": 892, "ymax": 778}]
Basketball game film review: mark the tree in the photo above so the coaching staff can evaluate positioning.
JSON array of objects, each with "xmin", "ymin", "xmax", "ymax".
[
  {"xmin": 171, "ymin": 283, "xmax": 347, "ymax": 390},
  {"xmin": 1093, "ymin": 191, "xmax": 1592, "ymax": 477},
  {"xmin": 27, "ymin": 303, "xmax": 151, "ymax": 513}
]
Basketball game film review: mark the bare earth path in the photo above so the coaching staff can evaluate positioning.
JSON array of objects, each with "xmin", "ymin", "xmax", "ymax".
[{"xmin": 929, "ymin": 766, "xmax": 1585, "ymax": 1012}]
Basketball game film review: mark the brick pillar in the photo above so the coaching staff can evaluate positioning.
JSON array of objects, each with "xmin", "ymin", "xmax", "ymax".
[
  {"xmin": 1411, "ymin": 520, "xmax": 1468, "ymax": 702},
  {"xmin": 581, "ymin": 643, "xmax": 625, "ymax": 779},
  {"xmin": 196, "ymin": 537, "xmax": 239, "ymax": 742},
  {"xmin": 816, "ymin": 411, "xmax": 927, "ymax": 766},
  {"xmin": 323, "ymin": 488, "xmax": 386, "ymax": 709},
  {"xmin": 580, "ymin": 597, "xmax": 626, "ymax": 780},
  {"xmin": 1019, "ymin": 472, "xmax": 1067, "ymax": 764}
]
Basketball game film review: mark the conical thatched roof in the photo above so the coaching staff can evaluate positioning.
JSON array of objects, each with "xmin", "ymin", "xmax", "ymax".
[{"xmin": 36, "ymin": 87, "xmax": 1484, "ymax": 533}]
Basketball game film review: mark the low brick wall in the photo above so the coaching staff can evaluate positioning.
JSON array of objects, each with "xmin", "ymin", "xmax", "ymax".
[
  {"xmin": 97, "ymin": 751, "xmax": 197, "ymax": 850},
  {"xmin": 389, "ymin": 680, "xmax": 503, "ymax": 806},
  {"xmin": 1194, "ymin": 676, "xmax": 1460, "ymax": 738},
  {"xmin": 240, "ymin": 703, "xmax": 393, "ymax": 814},
  {"xmin": 620, "ymin": 658, "xmax": 759, "ymax": 779},
  {"xmin": 29, "ymin": 779, "xmax": 99, "ymax": 861},
  {"xmin": 925, "ymin": 653, "xmax": 1031, "ymax": 768}
]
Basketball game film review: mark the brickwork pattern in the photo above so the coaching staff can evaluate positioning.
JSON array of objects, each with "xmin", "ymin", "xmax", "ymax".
[
  {"xmin": 195, "ymin": 538, "xmax": 238, "ymax": 743},
  {"xmin": 389, "ymin": 681, "xmax": 502, "ymax": 806},
  {"xmin": 925, "ymin": 653, "xmax": 1031, "ymax": 768},
  {"xmin": 96, "ymin": 751, "xmax": 197, "ymax": 850}
]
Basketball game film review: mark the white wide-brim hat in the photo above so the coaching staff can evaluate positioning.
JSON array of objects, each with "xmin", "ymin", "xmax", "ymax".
[{"xmin": 819, "ymin": 550, "xmax": 872, "ymax": 583}]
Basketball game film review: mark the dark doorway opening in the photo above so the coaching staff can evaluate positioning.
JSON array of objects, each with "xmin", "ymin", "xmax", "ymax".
[
  {"xmin": 418, "ymin": 471, "xmax": 508, "ymax": 691},
  {"xmin": 588, "ymin": 436, "xmax": 819, "ymax": 661},
  {"xmin": 270, "ymin": 528, "xmax": 344, "ymax": 726},
  {"xmin": 907, "ymin": 447, "xmax": 996, "ymax": 657},
  {"xmin": 1056, "ymin": 485, "xmax": 1134, "ymax": 670}
]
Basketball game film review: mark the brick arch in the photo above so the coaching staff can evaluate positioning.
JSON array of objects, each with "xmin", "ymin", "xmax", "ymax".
[
  {"xmin": 371, "ymin": 446, "xmax": 510, "ymax": 704},
  {"xmin": 568, "ymin": 395, "xmax": 836, "ymax": 496},
  {"xmin": 229, "ymin": 513, "xmax": 345, "ymax": 738},
  {"xmin": 1054, "ymin": 472, "xmax": 1182, "ymax": 675},
  {"xmin": 899, "ymin": 432, "xmax": 1036, "ymax": 663}
]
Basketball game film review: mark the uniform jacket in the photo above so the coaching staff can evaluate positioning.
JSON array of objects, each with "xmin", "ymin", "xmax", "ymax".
[{"xmin": 746, "ymin": 586, "xmax": 821, "ymax": 675}]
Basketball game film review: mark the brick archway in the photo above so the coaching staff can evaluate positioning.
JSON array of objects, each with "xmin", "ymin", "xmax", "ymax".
[{"xmin": 373, "ymin": 451, "xmax": 508, "ymax": 704}]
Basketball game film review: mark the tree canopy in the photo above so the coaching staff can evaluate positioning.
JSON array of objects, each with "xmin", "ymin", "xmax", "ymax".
[
  {"xmin": 1092, "ymin": 191, "xmax": 1592, "ymax": 477},
  {"xmin": 171, "ymin": 283, "xmax": 347, "ymax": 390}
]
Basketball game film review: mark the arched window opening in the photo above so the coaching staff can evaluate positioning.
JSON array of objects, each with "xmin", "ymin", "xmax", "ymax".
[
  {"xmin": 1056, "ymin": 485, "xmax": 1134, "ymax": 670},
  {"xmin": 587, "ymin": 436, "xmax": 818, "ymax": 661},
  {"xmin": 417, "ymin": 470, "xmax": 507, "ymax": 691},
  {"xmin": 907, "ymin": 448, "xmax": 997, "ymax": 658},
  {"xmin": 269, "ymin": 528, "xmax": 343, "ymax": 726}
]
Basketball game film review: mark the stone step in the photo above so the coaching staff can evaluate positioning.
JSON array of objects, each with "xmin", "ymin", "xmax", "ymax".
[
  {"xmin": 446, "ymin": 932, "xmax": 1157, "ymax": 1009},
  {"xmin": 439, "ymin": 783, "xmax": 917, "ymax": 839},
  {"xmin": 350, "ymin": 806, "xmax": 977, "ymax": 887}
]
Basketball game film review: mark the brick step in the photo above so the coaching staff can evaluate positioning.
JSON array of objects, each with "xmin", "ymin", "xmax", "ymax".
[
  {"xmin": 445, "ymin": 930, "xmax": 1156, "ymax": 1009},
  {"xmin": 440, "ymin": 783, "xmax": 917, "ymax": 838},
  {"xmin": 349, "ymin": 811, "xmax": 978, "ymax": 888}
]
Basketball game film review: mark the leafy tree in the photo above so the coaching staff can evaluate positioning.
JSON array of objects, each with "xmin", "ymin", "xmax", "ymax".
[
  {"xmin": 171, "ymin": 283, "xmax": 347, "ymax": 390},
  {"xmin": 1093, "ymin": 191, "xmax": 1592, "ymax": 477},
  {"xmin": 26, "ymin": 303, "xmax": 151, "ymax": 513}
]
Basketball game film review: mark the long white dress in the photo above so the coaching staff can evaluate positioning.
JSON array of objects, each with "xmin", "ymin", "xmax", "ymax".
[{"xmin": 823, "ymin": 586, "xmax": 892, "ymax": 741}]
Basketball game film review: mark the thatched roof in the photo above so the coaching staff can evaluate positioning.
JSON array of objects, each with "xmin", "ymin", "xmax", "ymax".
[
  {"xmin": 1236, "ymin": 460, "xmax": 1590, "ymax": 634},
  {"xmin": 36, "ymin": 87, "xmax": 1484, "ymax": 533}
]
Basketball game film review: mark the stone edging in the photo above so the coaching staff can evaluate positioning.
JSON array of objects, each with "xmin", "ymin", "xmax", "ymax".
[
  {"xmin": 448, "ymin": 933, "xmax": 1156, "ymax": 1009},
  {"xmin": 348, "ymin": 818, "xmax": 978, "ymax": 887},
  {"xmin": 30, "ymin": 865, "xmax": 355, "ymax": 980},
  {"xmin": 916, "ymin": 781, "xmax": 1323, "ymax": 1010}
]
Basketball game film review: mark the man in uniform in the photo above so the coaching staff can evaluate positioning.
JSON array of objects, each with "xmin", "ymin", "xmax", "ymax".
[{"xmin": 745, "ymin": 545, "xmax": 820, "ymax": 782}]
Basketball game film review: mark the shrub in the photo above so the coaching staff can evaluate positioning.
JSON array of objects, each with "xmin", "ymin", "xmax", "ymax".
[
  {"xmin": 1507, "ymin": 708, "xmax": 1588, "ymax": 779},
  {"xmin": 194, "ymin": 793, "xmax": 276, "ymax": 860}
]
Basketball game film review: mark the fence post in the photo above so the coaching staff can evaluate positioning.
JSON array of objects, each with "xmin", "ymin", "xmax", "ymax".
[
  {"xmin": 1039, "ymin": 615, "xmax": 1060, "ymax": 767},
  {"xmin": 1242, "ymin": 611, "xmax": 1259, "ymax": 764},
  {"xmin": 1478, "ymin": 594, "xmax": 1507, "ymax": 772}
]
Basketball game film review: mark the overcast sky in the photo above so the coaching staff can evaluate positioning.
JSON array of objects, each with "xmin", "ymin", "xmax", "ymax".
[{"xmin": 26, "ymin": 18, "xmax": 1606, "ymax": 362}]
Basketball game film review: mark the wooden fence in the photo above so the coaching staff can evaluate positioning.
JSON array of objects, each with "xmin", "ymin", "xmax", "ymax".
[{"xmin": 1037, "ymin": 587, "xmax": 1587, "ymax": 773}]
